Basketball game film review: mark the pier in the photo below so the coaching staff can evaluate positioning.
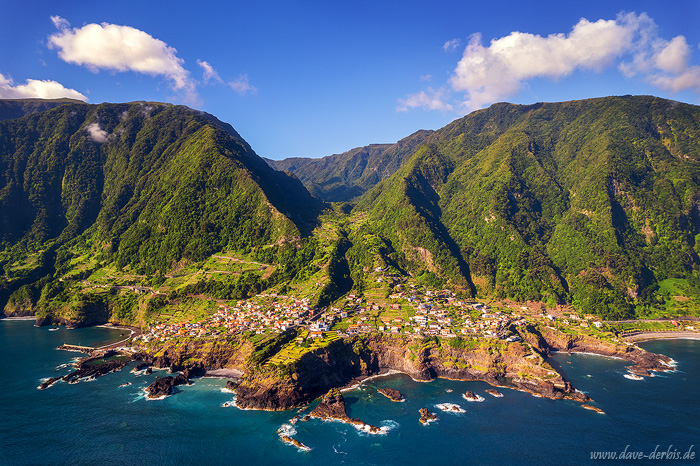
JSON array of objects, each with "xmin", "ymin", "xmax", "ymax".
[{"xmin": 57, "ymin": 344, "xmax": 96, "ymax": 353}]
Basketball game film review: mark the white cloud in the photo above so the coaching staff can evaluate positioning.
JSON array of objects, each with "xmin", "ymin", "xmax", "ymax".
[
  {"xmin": 399, "ymin": 11, "xmax": 700, "ymax": 113},
  {"xmin": 443, "ymin": 38, "xmax": 461, "ymax": 52},
  {"xmin": 397, "ymin": 87, "xmax": 453, "ymax": 112},
  {"xmin": 197, "ymin": 59, "xmax": 223, "ymax": 84},
  {"xmin": 651, "ymin": 66, "xmax": 700, "ymax": 93},
  {"xmin": 48, "ymin": 17, "xmax": 196, "ymax": 101},
  {"xmin": 50, "ymin": 15, "xmax": 70, "ymax": 30},
  {"xmin": 228, "ymin": 74, "xmax": 256, "ymax": 95},
  {"xmin": 0, "ymin": 72, "xmax": 87, "ymax": 101},
  {"xmin": 85, "ymin": 122, "xmax": 108, "ymax": 143},
  {"xmin": 450, "ymin": 14, "xmax": 642, "ymax": 110},
  {"xmin": 654, "ymin": 36, "xmax": 691, "ymax": 73},
  {"xmin": 419, "ymin": 74, "xmax": 433, "ymax": 82}
]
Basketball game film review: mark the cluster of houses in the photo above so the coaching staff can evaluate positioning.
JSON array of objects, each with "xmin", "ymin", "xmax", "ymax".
[
  {"xmin": 135, "ymin": 282, "xmax": 607, "ymax": 345},
  {"xmin": 136, "ymin": 297, "xmax": 314, "ymax": 343}
]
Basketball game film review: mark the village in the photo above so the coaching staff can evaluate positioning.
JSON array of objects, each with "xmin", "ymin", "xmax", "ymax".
[{"xmin": 133, "ymin": 280, "xmax": 609, "ymax": 347}]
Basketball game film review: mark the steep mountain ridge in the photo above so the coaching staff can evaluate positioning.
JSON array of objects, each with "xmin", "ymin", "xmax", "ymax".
[
  {"xmin": 355, "ymin": 96, "xmax": 700, "ymax": 318},
  {"xmin": 0, "ymin": 100, "xmax": 321, "ymax": 320},
  {"xmin": 267, "ymin": 129, "xmax": 432, "ymax": 202}
]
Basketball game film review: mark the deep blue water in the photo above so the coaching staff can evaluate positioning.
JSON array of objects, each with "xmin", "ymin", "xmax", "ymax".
[{"xmin": 0, "ymin": 320, "xmax": 698, "ymax": 466}]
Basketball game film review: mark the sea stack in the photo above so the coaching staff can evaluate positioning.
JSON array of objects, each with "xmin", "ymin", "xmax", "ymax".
[
  {"xmin": 378, "ymin": 387, "xmax": 405, "ymax": 402},
  {"xmin": 419, "ymin": 408, "xmax": 438, "ymax": 424}
]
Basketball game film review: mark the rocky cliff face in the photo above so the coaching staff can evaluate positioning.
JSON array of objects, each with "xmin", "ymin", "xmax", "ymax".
[
  {"xmin": 134, "ymin": 337, "xmax": 251, "ymax": 373},
  {"xmin": 234, "ymin": 332, "xmax": 592, "ymax": 410},
  {"xmin": 522, "ymin": 325, "xmax": 673, "ymax": 375},
  {"xmin": 135, "ymin": 325, "xmax": 671, "ymax": 410}
]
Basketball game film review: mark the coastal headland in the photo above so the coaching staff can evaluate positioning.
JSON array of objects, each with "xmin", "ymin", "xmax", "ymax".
[{"xmin": 77, "ymin": 321, "xmax": 670, "ymax": 411}]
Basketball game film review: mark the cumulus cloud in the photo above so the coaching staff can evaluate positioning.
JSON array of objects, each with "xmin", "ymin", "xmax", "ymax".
[
  {"xmin": 399, "ymin": 11, "xmax": 700, "ymax": 113},
  {"xmin": 197, "ymin": 59, "xmax": 223, "ymax": 84},
  {"xmin": 443, "ymin": 38, "xmax": 461, "ymax": 52},
  {"xmin": 450, "ymin": 13, "xmax": 643, "ymax": 110},
  {"xmin": 651, "ymin": 67, "xmax": 700, "ymax": 93},
  {"xmin": 48, "ymin": 16, "xmax": 196, "ymax": 101},
  {"xmin": 0, "ymin": 72, "xmax": 87, "ymax": 101},
  {"xmin": 85, "ymin": 122, "xmax": 108, "ymax": 143},
  {"xmin": 228, "ymin": 74, "xmax": 256, "ymax": 95},
  {"xmin": 397, "ymin": 87, "xmax": 453, "ymax": 112}
]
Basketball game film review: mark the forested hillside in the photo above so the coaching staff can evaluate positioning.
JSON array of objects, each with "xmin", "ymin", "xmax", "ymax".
[{"xmin": 355, "ymin": 96, "xmax": 700, "ymax": 319}]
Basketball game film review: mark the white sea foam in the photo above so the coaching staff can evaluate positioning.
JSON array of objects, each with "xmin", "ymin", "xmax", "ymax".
[
  {"xmin": 624, "ymin": 373, "xmax": 644, "ymax": 380},
  {"xmin": 277, "ymin": 424, "xmax": 297, "ymax": 437},
  {"xmin": 353, "ymin": 422, "xmax": 392, "ymax": 436},
  {"xmin": 435, "ymin": 403, "xmax": 465, "ymax": 413},
  {"xmin": 462, "ymin": 393, "xmax": 485, "ymax": 402},
  {"xmin": 142, "ymin": 387, "xmax": 169, "ymax": 400},
  {"xmin": 220, "ymin": 387, "xmax": 235, "ymax": 394}
]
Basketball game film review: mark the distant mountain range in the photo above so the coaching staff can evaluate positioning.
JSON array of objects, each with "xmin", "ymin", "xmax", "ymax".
[
  {"xmin": 1, "ymin": 95, "xmax": 699, "ymax": 323},
  {"xmin": 265, "ymin": 129, "xmax": 432, "ymax": 202}
]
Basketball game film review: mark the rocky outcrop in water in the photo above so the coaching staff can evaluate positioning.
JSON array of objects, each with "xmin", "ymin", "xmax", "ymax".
[
  {"xmin": 309, "ymin": 388, "xmax": 381, "ymax": 433},
  {"xmin": 62, "ymin": 359, "xmax": 127, "ymax": 384},
  {"xmin": 378, "ymin": 387, "xmax": 404, "ymax": 402},
  {"xmin": 38, "ymin": 376, "xmax": 62, "ymax": 390},
  {"xmin": 418, "ymin": 408, "xmax": 437, "ymax": 424},
  {"xmin": 146, "ymin": 376, "xmax": 175, "ymax": 398},
  {"xmin": 581, "ymin": 403, "xmax": 605, "ymax": 414}
]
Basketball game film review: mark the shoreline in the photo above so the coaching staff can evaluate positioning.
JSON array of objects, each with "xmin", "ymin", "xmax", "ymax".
[
  {"xmin": 340, "ymin": 369, "xmax": 413, "ymax": 393},
  {"xmin": 204, "ymin": 368, "xmax": 244, "ymax": 379},
  {"xmin": 624, "ymin": 331, "xmax": 700, "ymax": 343},
  {"xmin": 1, "ymin": 316, "xmax": 36, "ymax": 321}
]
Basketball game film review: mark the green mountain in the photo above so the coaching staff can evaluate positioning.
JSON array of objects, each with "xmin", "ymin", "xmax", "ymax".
[
  {"xmin": 0, "ymin": 98, "xmax": 85, "ymax": 122},
  {"xmin": 2, "ymin": 95, "xmax": 700, "ymax": 325},
  {"xmin": 354, "ymin": 96, "xmax": 700, "ymax": 319},
  {"xmin": 0, "ymin": 100, "xmax": 321, "ymax": 322},
  {"xmin": 266, "ymin": 130, "xmax": 432, "ymax": 202}
]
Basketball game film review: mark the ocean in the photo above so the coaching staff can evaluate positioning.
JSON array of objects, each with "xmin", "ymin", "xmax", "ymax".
[{"xmin": 0, "ymin": 319, "xmax": 697, "ymax": 466}]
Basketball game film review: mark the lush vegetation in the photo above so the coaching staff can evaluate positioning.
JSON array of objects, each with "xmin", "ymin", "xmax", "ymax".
[
  {"xmin": 0, "ymin": 100, "xmax": 321, "ymax": 323},
  {"xmin": 268, "ymin": 130, "xmax": 432, "ymax": 202},
  {"xmin": 355, "ymin": 96, "xmax": 700, "ymax": 319},
  {"xmin": 3, "ymin": 95, "xmax": 700, "ymax": 325}
]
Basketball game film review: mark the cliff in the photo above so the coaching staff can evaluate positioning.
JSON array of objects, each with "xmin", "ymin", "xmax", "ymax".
[{"xmin": 133, "ymin": 324, "xmax": 672, "ymax": 411}]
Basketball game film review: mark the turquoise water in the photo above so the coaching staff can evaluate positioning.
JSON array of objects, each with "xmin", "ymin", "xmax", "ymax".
[{"xmin": 1, "ymin": 320, "xmax": 698, "ymax": 466}]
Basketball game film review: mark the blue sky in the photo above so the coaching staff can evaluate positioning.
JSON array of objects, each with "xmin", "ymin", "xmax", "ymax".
[{"xmin": 1, "ymin": 0, "xmax": 699, "ymax": 159}]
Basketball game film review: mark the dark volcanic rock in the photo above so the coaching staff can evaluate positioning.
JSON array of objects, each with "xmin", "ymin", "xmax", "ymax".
[
  {"xmin": 418, "ymin": 408, "xmax": 437, "ymax": 424},
  {"xmin": 225, "ymin": 380, "xmax": 239, "ymax": 392},
  {"xmin": 144, "ymin": 367, "xmax": 152, "ymax": 375},
  {"xmin": 310, "ymin": 388, "xmax": 349, "ymax": 420},
  {"xmin": 146, "ymin": 376, "xmax": 174, "ymax": 398},
  {"xmin": 133, "ymin": 362, "xmax": 152, "ymax": 372},
  {"xmin": 62, "ymin": 360, "xmax": 127, "ymax": 384},
  {"xmin": 173, "ymin": 373, "xmax": 190, "ymax": 386},
  {"xmin": 463, "ymin": 390, "xmax": 479, "ymax": 401},
  {"xmin": 378, "ymin": 387, "xmax": 404, "ymax": 402},
  {"xmin": 310, "ymin": 388, "xmax": 382, "ymax": 433},
  {"xmin": 38, "ymin": 376, "xmax": 62, "ymax": 390}
]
